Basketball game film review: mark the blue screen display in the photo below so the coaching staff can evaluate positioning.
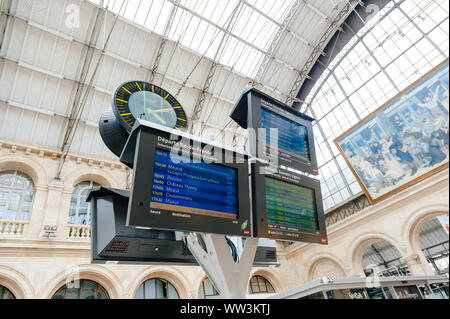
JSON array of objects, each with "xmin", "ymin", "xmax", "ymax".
[
  {"xmin": 150, "ymin": 149, "xmax": 238, "ymax": 219},
  {"xmin": 261, "ymin": 107, "xmax": 310, "ymax": 161}
]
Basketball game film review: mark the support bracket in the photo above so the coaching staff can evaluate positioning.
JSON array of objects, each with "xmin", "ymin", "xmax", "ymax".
[{"xmin": 186, "ymin": 233, "xmax": 258, "ymax": 299}]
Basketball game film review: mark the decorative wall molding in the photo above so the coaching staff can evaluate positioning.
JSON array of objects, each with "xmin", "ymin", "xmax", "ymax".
[{"xmin": 0, "ymin": 138, "xmax": 126, "ymax": 171}]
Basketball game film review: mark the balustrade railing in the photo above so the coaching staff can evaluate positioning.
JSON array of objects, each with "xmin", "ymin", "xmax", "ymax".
[
  {"xmin": 67, "ymin": 225, "xmax": 91, "ymax": 239},
  {"xmin": 0, "ymin": 220, "xmax": 27, "ymax": 236}
]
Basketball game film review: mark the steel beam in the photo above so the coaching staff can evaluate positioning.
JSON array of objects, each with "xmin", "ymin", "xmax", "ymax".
[
  {"xmin": 286, "ymin": 0, "xmax": 359, "ymax": 107},
  {"xmin": 163, "ymin": 0, "xmax": 301, "ymax": 72},
  {"xmin": 396, "ymin": 4, "xmax": 446, "ymax": 59},
  {"xmin": 305, "ymin": 6, "xmax": 446, "ymax": 117},
  {"xmin": 189, "ymin": 2, "xmax": 244, "ymax": 135},
  {"xmin": 55, "ymin": 2, "xmax": 107, "ymax": 179},
  {"xmin": 302, "ymin": 0, "xmax": 405, "ymax": 114},
  {"xmin": 148, "ymin": 0, "xmax": 180, "ymax": 83},
  {"xmin": 309, "ymin": 107, "xmax": 353, "ymax": 197},
  {"xmin": 0, "ymin": 0, "xmax": 12, "ymax": 54},
  {"xmin": 252, "ymin": 0, "xmax": 304, "ymax": 85}
]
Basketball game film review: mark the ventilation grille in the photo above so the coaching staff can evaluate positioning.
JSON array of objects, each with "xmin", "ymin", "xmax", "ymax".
[
  {"xmin": 265, "ymin": 250, "xmax": 277, "ymax": 260},
  {"xmin": 106, "ymin": 241, "xmax": 129, "ymax": 253},
  {"xmin": 183, "ymin": 243, "xmax": 194, "ymax": 256}
]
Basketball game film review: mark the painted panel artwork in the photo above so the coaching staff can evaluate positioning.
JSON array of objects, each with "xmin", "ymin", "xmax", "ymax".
[{"xmin": 336, "ymin": 59, "xmax": 449, "ymax": 203}]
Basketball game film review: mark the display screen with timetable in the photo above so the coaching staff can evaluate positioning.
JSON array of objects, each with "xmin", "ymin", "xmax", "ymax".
[
  {"xmin": 265, "ymin": 177, "xmax": 319, "ymax": 231},
  {"xmin": 150, "ymin": 149, "xmax": 238, "ymax": 219},
  {"xmin": 251, "ymin": 162, "xmax": 327, "ymax": 244},
  {"xmin": 261, "ymin": 107, "xmax": 311, "ymax": 162}
]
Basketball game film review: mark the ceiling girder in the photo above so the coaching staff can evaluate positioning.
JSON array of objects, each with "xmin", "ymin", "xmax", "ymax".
[
  {"xmin": 286, "ymin": 0, "xmax": 359, "ymax": 107},
  {"xmin": 55, "ymin": 3, "xmax": 107, "ymax": 179},
  {"xmin": 0, "ymin": 0, "xmax": 12, "ymax": 53},
  {"xmin": 148, "ymin": 0, "xmax": 180, "ymax": 83},
  {"xmin": 189, "ymin": 1, "xmax": 245, "ymax": 135}
]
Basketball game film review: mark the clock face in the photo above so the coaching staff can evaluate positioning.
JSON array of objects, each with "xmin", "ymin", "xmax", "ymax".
[{"xmin": 112, "ymin": 81, "xmax": 188, "ymax": 132}]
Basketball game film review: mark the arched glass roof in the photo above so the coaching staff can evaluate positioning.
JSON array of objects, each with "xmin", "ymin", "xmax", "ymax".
[
  {"xmin": 0, "ymin": 0, "xmax": 447, "ymax": 205},
  {"xmin": 303, "ymin": 0, "xmax": 449, "ymax": 210},
  {"xmin": 87, "ymin": 0, "xmax": 299, "ymax": 77},
  {"xmin": 1, "ymin": 0, "xmax": 354, "ymax": 161}
]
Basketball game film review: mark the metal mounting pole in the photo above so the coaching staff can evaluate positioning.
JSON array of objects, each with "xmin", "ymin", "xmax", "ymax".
[{"xmin": 186, "ymin": 233, "xmax": 258, "ymax": 299}]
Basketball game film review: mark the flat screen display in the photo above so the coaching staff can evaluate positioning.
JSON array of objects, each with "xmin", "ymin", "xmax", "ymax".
[
  {"xmin": 261, "ymin": 107, "xmax": 310, "ymax": 162},
  {"xmin": 150, "ymin": 149, "xmax": 238, "ymax": 220},
  {"xmin": 265, "ymin": 176, "xmax": 319, "ymax": 231}
]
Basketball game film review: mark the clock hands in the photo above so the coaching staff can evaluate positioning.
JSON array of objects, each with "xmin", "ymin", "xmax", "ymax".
[
  {"xmin": 147, "ymin": 108, "xmax": 167, "ymax": 125},
  {"xmin": 147, "ymin": 108, "xmax": 174, "ymax": 113}
]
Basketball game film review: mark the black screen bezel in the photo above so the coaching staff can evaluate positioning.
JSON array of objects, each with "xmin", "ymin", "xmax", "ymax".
[
  {"xmin": 248, "ymin": 92, "xmax": 319, "ymax": 175},
  {"xmin": 124, "ymin": 125, "xmax": 251, "ymax": 237},
  {"xmin": 251, "ymin": 162, "xmax": 327, "ymax": 244}
]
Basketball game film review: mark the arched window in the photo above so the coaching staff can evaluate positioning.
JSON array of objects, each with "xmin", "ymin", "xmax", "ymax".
[
  {"xmin": 248, "ymin": 275, "xmax": 275, "ymax": 294},
  {"xmin": 68, "ymin": 181, "xmax": 100, "ymax": 225},
  {"xmin": 198, "ymin": 278, "xmax": 220, "ymax": 299},
  {"xmin": 0, "ymin": 170, "xmax": 34, "ymax": 221},
  {"xmin": 52, "ymin": 280, "xmax": 109, "ymax": 299},
  {"xmin": 419, "ymin": 216, "xmax": 449, "ymax": 276},
  {"xmin": 134, "ymin": 278, "xmax": 179, "ymax": 299},
  {"xmin": 303, "ymin": 0, "xmax": 449, "ymax": 211},
  {"xmin": 0, "ymin": 285, "xmax": 15, "ymax": 299},
  {"xmin": 362, "ymin": 240, "xmax": 409, "ymax": 277}
]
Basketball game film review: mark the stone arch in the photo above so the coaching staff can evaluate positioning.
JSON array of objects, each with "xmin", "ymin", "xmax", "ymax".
[
  {"xmin": 195, "ymin": 274, "xmax": 224, "ymax": 299},
  {"xmin": 128, "ymin": 267, "xmax": 190, "ymax": 299},
  {"xmin": 44, "ymin": 265, "xmax": 123, "ymax": 299},
  {"xmin": 249, "ymin": 268, "xmax": 283, "ymax": 293},
  {"xmin": 0, "ymin": 155, "xmax": 48, "ymax": 187},
  {"xmin": 66, "ymin": 170, "xmax": 115, "ymax": 189},
  {"xmin": 348, "ymin": 232, "xmax": 405, "ymax": 277},
  {"xmin": 402, "ymin": 204, "xmax": 449, "ymax": 256},
  {"xmin": 0, "ymin": 265, "xmax": 35, "ymax": 299},
  {"xmin": 306, "ymin": 254, "xmax": 347, "ymax": 282},
  {"xmin": 193, "ymin": 272, "xmax": 209, "ymax": 299}
]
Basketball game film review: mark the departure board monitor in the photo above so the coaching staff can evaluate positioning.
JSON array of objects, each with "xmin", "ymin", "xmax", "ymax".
[
  {"xmin": 265, "ymin": 176, "xmax": 318, "ymax": 231},
  {"xmin": 230, "ymin": 86, "xmax": 318, "ymax": 175},
  {"xmin": 252, "ymin": 162, "xmax": 327, "ymax": 244},
  {"xmin": 150, "ymin": 149, "xmax": 238, "ymax": 220},
  {"xmin": 261, "ymin": 107, "xmax": 311, "ymax": 163},
  {"xmin": 120, "ymin": 120, "xmax": 251, "ymax": 237}
]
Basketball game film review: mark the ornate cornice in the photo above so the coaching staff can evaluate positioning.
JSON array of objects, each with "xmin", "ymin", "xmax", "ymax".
[{"xmin": 0, "ymin": 138, "xmax": 127, "ymax": 171}]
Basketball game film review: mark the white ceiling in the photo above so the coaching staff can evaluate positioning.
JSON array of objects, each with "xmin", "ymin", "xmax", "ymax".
[{"xmin": 0, "ymin": 0, "xmax": 356, "ymax": 160}]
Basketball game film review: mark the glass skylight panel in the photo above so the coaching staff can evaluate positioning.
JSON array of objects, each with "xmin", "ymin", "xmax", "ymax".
[
  {"xmin": 308, "ymin": 0, "xmax": 448, "ymax": 211},
  {"xmin": 179, "ymin": 0, "xmax": 240, "ymax": 27},
  {"xmin": 169, "ymin": 10, "xmax": 223, "ymax": 58},
  {"xmin": 230, "ymin": 6, "xmax": 277, "ymax": 50},
  {"xmin": 133, "ymin": 1, "xmax": 152, "ymax": 25},
  {"xmin": 218, "ymin": 36, "xmax": 264, "ymax": 77},
  {"xmin": 103, "ymin": 0, "xmax": 127, "ymax": 14},
  {"xmin": 88, "ymin": 0, "xmax": 297, "ymax": 77},
  {"xmin": 245, "ymin": 0, "xmax": 295, "ymax": 24}
]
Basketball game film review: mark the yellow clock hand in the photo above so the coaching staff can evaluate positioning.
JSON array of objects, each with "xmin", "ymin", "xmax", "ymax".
[
  {"xmin": 149, "ymin": 108, "xmax": 174, "ymax": 113},
  {"xmin": 147, "ymin": 108, "xmax": 167, "ymax": 125}
]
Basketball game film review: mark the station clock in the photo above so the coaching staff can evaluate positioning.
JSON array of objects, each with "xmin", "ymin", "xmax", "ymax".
[{"xmin": 99, "ymin": 81, "xmax": 188, "ymax": 157}]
